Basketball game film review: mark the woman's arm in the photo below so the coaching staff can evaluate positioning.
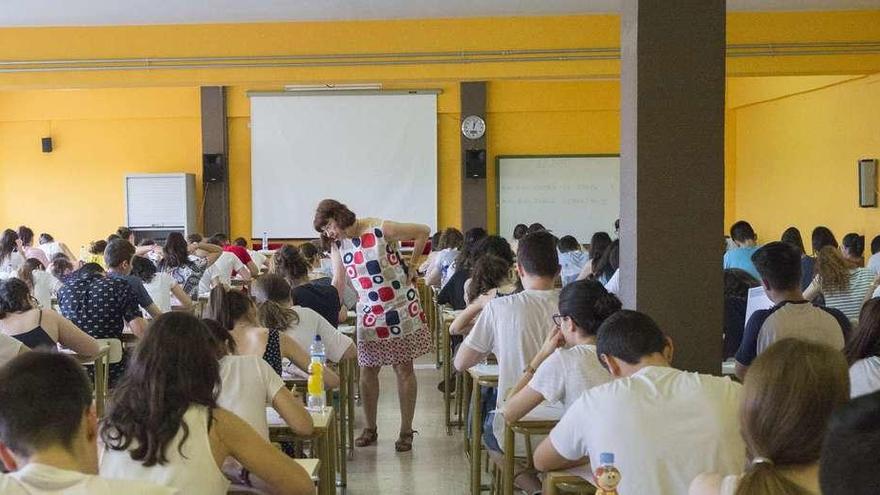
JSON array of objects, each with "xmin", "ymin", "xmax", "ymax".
[
  {"xmin": 449, "ymin": 293, "xmax": 493, "ymax": 336},
  {"xmin": 502, "ymin": 386, "xmax": 545, "ymax": 425},
  {"xmin": 279, "ymin": 332, "xmax": 340, "ymax": 389},
  {"xmin": 213, "ymin": 408, "xmax": 315, "ymax": 495},
  {"xmin": 272, "ymin": 386, "xmax": 314, "ymax": 437},
  {"xmin": 382, "ymin": 221, "xmax": 431, "ymax": 280},
  {"xmin": 507, "ymin": 328, "xmax": 563, "ymax": 398},
  {"xmin": 329, "ymin": 243, "xmax": 347, "ymax": 305},
  {"xmin": 576, "ymin": 261, "xmax": 593, "ymax": 281},
  {"xmin": 170, "ymin": 283, "xmax": 193, "ymax": 310},
  {"xmin": 47, "ymin": 310, "xmax": 100, "ymax": 358},
  {"xmin": 192, "ymin": 242, "xmax": 223, "ymax": 268},
  {"xmin": 803, "ymin": 276, "xmax": 821, "ymax": 301}
]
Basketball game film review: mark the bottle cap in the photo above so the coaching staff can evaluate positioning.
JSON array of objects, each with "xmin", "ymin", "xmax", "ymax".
[
  {"xmin": 314, "ymin": 335, "xmax": 322, "ymax": 342},
  {"xmin": 599, "ymin": 452, "xmax": 614, "ymax": 465}
]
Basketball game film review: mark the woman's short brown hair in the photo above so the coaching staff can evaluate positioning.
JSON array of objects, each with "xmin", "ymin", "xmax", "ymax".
[{"xmin": 313, "ymin": 199, "xmax": 357, "ymax": 233}]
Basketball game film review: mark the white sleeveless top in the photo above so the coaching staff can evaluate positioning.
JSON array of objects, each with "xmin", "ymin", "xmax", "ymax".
[
  {"xmin": 100, "ymin": 406, "xmax": 230, "ymax": 495},
  {"xmin": 144, "ymin": 272, "xmax": 175, "ymax": 313}
]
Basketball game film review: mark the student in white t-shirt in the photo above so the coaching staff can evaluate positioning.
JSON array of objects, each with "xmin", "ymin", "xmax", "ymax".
[
  {"xmin": 0, "ymin": 230, "xmax": 26, "ymax": 275},
  {"xmin": 99, "ymin": 312, "xmax": 314, "ymax": 495},
  {"xmin": 690, "ymin": 339, "xmax": 849, "ymax": 495},
  {"xmin": 252, "ymin": 274, "xmax": 356, "ymax": 363},
  {"xmin": 198, "ymin": 250, "xmax": 249, "ymax": 294},
  {"xmin": 455, "ymin": 231, "xmax": 561, "ymax": 452},
  {"xmin": 534, "ymin": 310, "xmax": 745, "ymax": 495},
  {"xmin": 0, "ymin": 352, "xmax": 174, "ymax": 495},
  {"xmin": 845, "ymin": 298, "xmax": 880, "ymax": 398},
  {"xmin": 38, "ymin": 232, "xmax": 76, "ymax": 262},
  {"xmin": 503, "ymin": 279, "xmax": 619, "ymax": 424},
  {"xmin": 130, "ymin": 256, "xmax": 192, "ymax": 314}
]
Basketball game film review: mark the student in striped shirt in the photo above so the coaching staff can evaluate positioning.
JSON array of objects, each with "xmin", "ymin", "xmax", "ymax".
[{"xmin": 805, "ymin": 246, "xmax": 877, "ymax": 321}]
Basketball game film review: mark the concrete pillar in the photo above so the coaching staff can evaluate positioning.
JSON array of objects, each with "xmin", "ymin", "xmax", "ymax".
[{"xmin": 619, "ymin": 1, "xmax": 726, "ymax": 373}]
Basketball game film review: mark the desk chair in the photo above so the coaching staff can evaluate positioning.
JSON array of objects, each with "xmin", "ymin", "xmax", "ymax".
[{"xmin": 94, "ymin": 338, "xmax": 123, "ymax": 416}]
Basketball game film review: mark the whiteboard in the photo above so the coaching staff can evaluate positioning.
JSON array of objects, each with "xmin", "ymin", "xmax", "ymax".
[
  {"xmin": 497, "ymin": 156, "xmax": 620, "ymax": 243},
  {"xmin": 250, "ymin": 93, "xmax": 437, "ymax": 238}
]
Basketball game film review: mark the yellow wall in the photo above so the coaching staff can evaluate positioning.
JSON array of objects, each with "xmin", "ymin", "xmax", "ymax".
[
  {"xmin": 732, "ymin": 75, "xmax": 880, "ymax": 242},
  {"xmin": 1, "ymin": 11, "xmax": 880, "ymax": 247}
]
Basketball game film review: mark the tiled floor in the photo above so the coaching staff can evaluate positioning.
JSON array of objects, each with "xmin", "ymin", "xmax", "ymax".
[{"xmin": 344, "ymin": 357, "xmax": 470, "ymax": 494}]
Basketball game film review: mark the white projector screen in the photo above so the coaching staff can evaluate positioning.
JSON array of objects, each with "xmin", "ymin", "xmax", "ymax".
[
  {"xmin": 250, "ymin": 93, "xmax": 438, "ymax": 238},
  {"xmin": 498, "ymin": 155, "xmax": 620, "ymax": 243}
]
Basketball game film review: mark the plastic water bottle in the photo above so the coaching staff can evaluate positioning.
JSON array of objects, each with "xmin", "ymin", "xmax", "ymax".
[
  {"xmin": 309, "ymin": 335, "xmax": 326, "ymax": 366},
  {"xmin": 307, "ymin": 360, "xmax": 326, "ymax": 412},
  {"xmin": 594, "ymin": 452, "xmax": 622, "ymax": 495},
  {"xmin": 261, "ymin": 231, "xmax": 269, "ymax": 252}
]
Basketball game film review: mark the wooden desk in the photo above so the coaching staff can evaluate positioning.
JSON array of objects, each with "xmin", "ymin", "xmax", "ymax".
[
  {"xmin": 502, "ymin": 405, "xmax": 564, "ymax": 495},
  {"xmin": 543, "ymin": 471, "xmax": 595, "ymax": 495},
  {"xmin": 69, "ymin": 346, "xmax": 110, "ymax": 417},
  {"xmin": 296, "ymin": 458, "xmax": 321, "ymax": 481},
  {"xmin": 268, "ymin": 407, "xmax": 337, "ymax": 495},
  {"xmin": 467, "ymin": 364, "xmax": 498, "ymax": 495},
  {"xmin": 441, "ymin": 308, "xmax": 464, "ymax": 434},
  {"xmin": 344, "ymin": 311, "xmax": 357, "ymax": 327}
]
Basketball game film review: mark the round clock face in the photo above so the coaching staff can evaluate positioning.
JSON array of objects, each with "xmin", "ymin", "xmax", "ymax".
[{"xmin": 461, "ymin": 115, "xmax": 486, "ymax": 140}]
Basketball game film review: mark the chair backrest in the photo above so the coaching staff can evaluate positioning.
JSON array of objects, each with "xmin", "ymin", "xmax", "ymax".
[{"xmin": 96, "ymin": 338, "xmax": 124, "ymax": 364}]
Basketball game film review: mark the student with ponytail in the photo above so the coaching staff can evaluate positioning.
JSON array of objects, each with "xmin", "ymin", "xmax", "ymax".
[
  {"xmin": 273, "ymin": 244, "xmax": 345, "ymax": 328},
  {"xmin": 207, "ymin": 284, "xmax": 339, "ymax": 388},
  {"xmin": 842, "ymin": 232, "xmax": 866, "ymax": 267},
  {"xmin": 502, "ymin": 279, "xmax": 621, "ymax": 423},
  {"xmin": 690, "ymin": 338, "xmax": 850, "ymax": 495},
  {"xmin": 253, "ymin": 274, "xmax": 355, "ymax": 366}
]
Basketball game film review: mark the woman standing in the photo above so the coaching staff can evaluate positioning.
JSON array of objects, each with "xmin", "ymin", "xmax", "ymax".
[{"xmin": 314, "ymin": 199, "xmax": 432, "ymax": 452}]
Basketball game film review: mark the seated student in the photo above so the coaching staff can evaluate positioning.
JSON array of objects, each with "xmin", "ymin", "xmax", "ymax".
[
  {"xmin": 104, "ymin": 240, "xmax": 161, "ymax": 319},
  {"xmin": 460, "ymin": 236, "xmax": 516, "ymax": 301},
  {"xmin": 207, "ymin": 285, "xmax": 339, "ymax": 388},
  {"xmin": 57, "ymin": 263, "xmax": 146, "ymax": 384},
  {"xmin": 804, "ymin": 246, "xmax": 875, "ymax": 321},
  {"xmin": 502, "ymin": 280, "xmax": 619, "ymax": 424},
  {"xmin": 129, "ymin": 257, "xmax": 192, "ymax": 314},
  {"xmin": 16, "ymin": 226, "xmax": 49, "ymax": 268},
  {"xmin": 868, "ymin": 234, "xmax": 880, "ymax": 275},
  {"xmin": 722, "ymin": 269, "xmax": 759, "ymax": 360},
  {"xmin": 723, "ymin": 221, "xmax": 761, "ymax": 280},
  {"xmin": 510, "ymin": 223, "xmax": 527, "ymax": 255},
  {"xmin": 418, "ymin": 231, "xmax": 442, "ymax": 275},
  {"xmin": 79, "ymin": 240, "xmax": 107, "ymax": 268},
  {"xmin": 99, "ymin": 313, "xmax": 314, "ymax": 495},
  {"xmin": 557, "ymin": 235, "xmax": 588, "ymax": 287},
  {"xmin": 534, "ymin": 310, "xmax": 745, "ymax": 494},
  {"xmin": 115, "ymin": 226, "xmax": 135, "ymax": 245},
  {"xmin": 198, "ymin": 248, "xmax": 250, "ymax": 295},
  {"xmin": 845, "ymin": 298, "xmax": 880, "ymax": 398},
  {"xmin": 273, "ymin": 244, "xmax": 344, "ymax": 327},
  {"xmin": 0, "ymin": 278, "xmax": 99, "ymax": 356},
  {"xmin": 437, "ymin": 227, "xmax": 488, "ymax": 308},
  {"xmin": 38, "ymin": 232, "xmax": 76, "ymax": 262},
  {"xmin": 691, "ymin": 339, "xmax": 849, "ymax": 495},
  {"xmin": 0, "ymin": 353, "xmax": 174, "ymax": 495},
  {"xmin": 209, "ymin": 233, "xmax": 259, "ymax": 278},
  {"xmin": 735, "ymin": 242, "xmax": 848, "ymax": 380},
  {"xmin": 820, "ymin": 389, "xmax": 880, "ymax": 495},
  {"xmin": 48, "ymin": 256, "xmax": 74, "ymax": 283},
  {"xmin": 0, "ymin": 229, "xmax": 26, "ymax": 275},
  {"xmin": 781, "ymin": 226, "xmax": 816, "ymax": 291},
  {"xmin": 454, "ymin": 231, "xmax": 560, "ymax": 453},
  {"xmin": 299, "ymin": 241, "xmax": 358, "ymax": 312},
  {"xmin": 10, "ymin": 258, "xmax": 61, "ymax": 310},
  {"xmin": 0, "ymin": 332, "xmax": 24, "ymax": 367},
  {"xmin": 425, "ymin": 227, "xmax": 464, "ymax": 288},
  {"xmin": 449, "ymin": 253, "xmax": 518, "ymax": 336},
  {"xmin": 576, "ymin": 232, "xmax": 611, "ymax": 281},
  {"xmin": 252, "ymin": 274, "xmax": 355, "ymax": 364},
  {"xmin": 842, "ymin": 232, "xmax": 866, "ymax": 267},
  {"xmin": 233, "ymin": 237, "xmax": 267, "ymax": 270},
  {"xmin": 157, "ymin": 232, "xmax": 222, "ymax": 299}
]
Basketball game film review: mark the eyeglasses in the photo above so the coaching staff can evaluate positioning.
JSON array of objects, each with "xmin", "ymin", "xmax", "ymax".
[{"xmin": 552, "ymin": 314, "xmax": 568, "ymax": 327}]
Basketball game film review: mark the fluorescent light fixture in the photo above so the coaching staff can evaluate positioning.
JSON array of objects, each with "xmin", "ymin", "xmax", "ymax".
[{"xmin": 283, "ymin": 83, "xmax": 383, "ymax": 92}]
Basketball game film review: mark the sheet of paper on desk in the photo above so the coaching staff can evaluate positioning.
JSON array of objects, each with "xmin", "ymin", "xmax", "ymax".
[
  {"xmin": 745, "ymin": 286, "xmax": 774, "ymax": 325},
  {"xmin": 267, "ymin": 407, "xmax": 284, "ymax": 426}
]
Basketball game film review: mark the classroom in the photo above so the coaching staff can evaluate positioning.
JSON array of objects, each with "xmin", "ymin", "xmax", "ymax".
[{"xmin": 0, "ymin": 1, "xmax": 879, "ymax": 494}]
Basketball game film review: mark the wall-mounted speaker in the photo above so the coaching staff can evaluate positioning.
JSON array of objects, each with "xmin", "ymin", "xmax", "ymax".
[
  {"xmin": 203, "ymin": 153, "xmax": 224, "ymax": 183},
  {"xmin": 465, "ymin": 149, "xmax": 486, "ymax": 179},
  {"xmin": 41, "ymin": 137, "xmax": 52, "ymax": 153},
  {"xmin": 859, "ymin": 158, "xmax": 877, "ymax": 208}
]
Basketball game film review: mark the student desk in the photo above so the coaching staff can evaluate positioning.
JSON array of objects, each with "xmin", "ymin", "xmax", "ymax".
[
  {"xmin": 467, "ymin": 363, "xmax": 498, "ymax": 495},
  {"xmin": 502, "ymin": 404, "xmax": 564, "ymax": 495},
  {"xmin": 68, "ymin": 345, "xmax": 110, "ymax": 417},
  {"xmin": 268, "ymin": 407, "xmax": 337, "ymax": 495},
  {"xmin": 722, "ymin": 359, "xmax": 736, "ymax": 376},
  {"xmin": 543, "ymin": 471, "xmax": 595, "ymax": 495},
  {"xmin": 441, "ymin": 308, "xmax": 464, "ymax": 434},
  {"xmin": 344, "ymin": 310, "xmax": 357, "ymax": 327}
]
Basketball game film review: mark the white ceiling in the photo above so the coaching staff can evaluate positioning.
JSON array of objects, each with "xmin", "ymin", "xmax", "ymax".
[{"xmin": 0, "ymin": 0, "xmax": 876, "ymax": 27}]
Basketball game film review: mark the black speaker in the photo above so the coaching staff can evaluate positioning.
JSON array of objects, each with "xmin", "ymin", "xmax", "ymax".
[
  {"xmin": 203, "ymin": 154, "xmax": 224, "ymax": 183},
  {"xmin": 41, "ymin": 137, "xmax": 52, "ymax": 153},
  {"xmin": 465, "ymin": 149, "xmax": 486, "ymax": 179}
]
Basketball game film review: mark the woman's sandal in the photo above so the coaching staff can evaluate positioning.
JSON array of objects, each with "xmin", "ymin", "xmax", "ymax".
[
  {"xmin": 395, "ymin": 430, "xmax": 418, "ymax": 452},
  {"xmin": 355, "ymin": 428, "xmax": 378, "ymax": 447}
]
